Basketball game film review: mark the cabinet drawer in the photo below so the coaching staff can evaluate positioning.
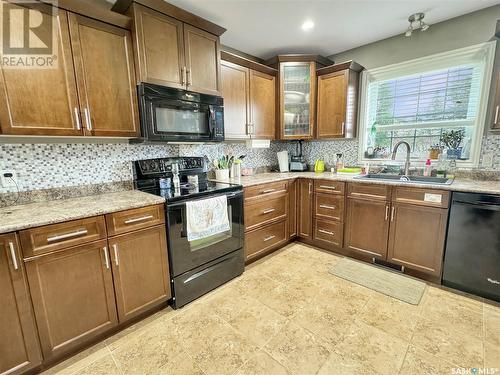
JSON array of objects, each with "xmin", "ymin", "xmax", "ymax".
[
  {"xmin": 314, "ymin": 219, "xmax": 343, "ymax": 248},
  {"xmin": 314, "ymin": 193, "xmax": 344, "ymax": 221},
  {"xmin": 393, "ymin": 187, "xmax": 450, "ymax": 208},
  {"xmin": 245, "ymin": 220, "xmax": 287, "ymax": 260},
  {"xmin": 314, "ymin": 180, "xmax": 344, "ymax": 194},
  {"xmin": 245, "ymin": 193, "xmax": 287, "ymax": 232},
  {"xmin": 348, "ymin": 183, "xmax": 391, "ymax": 200},
  {"xmin": 106, "ymin": 204, "xmax": 165, "ymax": 236},
  {"xmin": 19, "ymin": 216, "xmax": 107, "ymax": 258},
  {"xmin": 244, "ymin": 181, "xmax": 288, "ymax": 200}
]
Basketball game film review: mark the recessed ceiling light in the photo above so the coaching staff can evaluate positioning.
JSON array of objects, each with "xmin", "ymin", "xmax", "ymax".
[{"xmin": 301, "ymin": 20, "xmax": 314, "ymax": 31}]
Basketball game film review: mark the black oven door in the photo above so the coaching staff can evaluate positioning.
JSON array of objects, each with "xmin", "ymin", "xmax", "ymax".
[{"xmin": 166, "ymin": 191, "xmax": 244, "ymax": 277}]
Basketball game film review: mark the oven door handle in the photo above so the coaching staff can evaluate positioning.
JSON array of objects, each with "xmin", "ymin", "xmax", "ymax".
[{"xmin": 166, "ymin": 191, "xmax": 243, "ymax": 208}]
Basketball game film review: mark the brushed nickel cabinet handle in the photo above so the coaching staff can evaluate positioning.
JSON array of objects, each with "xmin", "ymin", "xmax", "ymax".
[
  {"xmin": 319, "ymin": 185, "xmax": 336, "ymax": 190},
  {"xmin": 262, "ymin": 208, "xmax": 275, "ymax": 214},
  {"xmin": 319, "ymin": 204, "xmax": 336, "ymax": 210},
  {"xmin": 385, "ymin": 205, "xmax": 389, "ymax": 221},
  {"xmin": 263, "ymin": 235, "xmax": 276, "ymax": 242},
  {"xmin": 47, "ymin": 229, "xmax": 88, "ymax": 243},
  {"xmin": 318, "ymin": 229, "xmax": 334, "ymax": 236},
  {"xmin": 84, "ymin": 108, "xmax": 92, "ymax": 131},
  {"xmin": 495, "ymin": 105, "xmax": 499, "ymax": 125},
  {"xmin": 262, "ymin": 189, "xmax": 275, "ymax": 194},
  {"xmin": 308, "ymin": 182, "xmax": 312, "ymax": 194},
  {"xmin": 8, "ymin": 242, "xmax": 19, "ymax": 270},
  {"xmin": 186, "ymin": 69, "xmax": 192, "ymax": 86},
  {"xmin": 74, "ymin": 107, "xmax": 81, "ymax": 130},
  {"xmin": 181, "ymin": 66, "xmax": 186, "ymax": 85},
  {"xmin": 391, "ymin": 206, "xmax": 396, "ymax": 222},
  {"xmin": 112, "ymin": 244, "xmax": 119, "ymax": 266},
  {"xmin": 124, "ymin": 215, "xmax": 154, "ymax": 224},
  {"xmin": 102, "ymin": 247, "xmax": 110, "ymax": 269}
]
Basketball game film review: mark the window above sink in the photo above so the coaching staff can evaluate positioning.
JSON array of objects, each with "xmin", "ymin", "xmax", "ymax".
[{"xmin": 357, "ymin": 41, "xmax": 496, "ymax": 168}]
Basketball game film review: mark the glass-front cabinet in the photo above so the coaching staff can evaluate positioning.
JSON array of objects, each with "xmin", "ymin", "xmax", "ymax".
[{"xmin": 266, "ymin": 55, "xmax": 334, "ymax": 140}]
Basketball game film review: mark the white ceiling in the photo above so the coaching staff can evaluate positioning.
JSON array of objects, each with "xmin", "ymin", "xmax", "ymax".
[{"xmin": 167, "ymin": 0, "xmax": 500, "ymax": 59}]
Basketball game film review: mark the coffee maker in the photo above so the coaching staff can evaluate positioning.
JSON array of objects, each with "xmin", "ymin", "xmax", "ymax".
[{"xmin": 289, "ymin": 141, "xmax": 308, "ymax": 171}]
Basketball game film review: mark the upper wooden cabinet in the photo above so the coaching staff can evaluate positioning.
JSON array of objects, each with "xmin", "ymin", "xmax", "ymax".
[
  {"xmin": 0, "ymin": 5, "xmax": 81, "ymax": 136},
  {"xmin": 0, "ymin": 233, "xmax": 42, "ymax": 375},
  {"xmin": 0, "ymin": 3, "xmax": 140, "ymax": 137},
  {"xmin": 130, "ymin": 3, "xmax": 221, "ymax": 95},
  {"xmin": 317, "ymin": 61, "xmax": 363, "ymax": 139},
  {"xmin": 69, "ymin": 14, "xmax": 140, "ymax": 137},
  {"xmin": 220, "ymin": 52, "xmax": 277, "ymax": 140},
  {"xmin": 266, "ymin": 55, "xmax": 333, "ymax": 140}
]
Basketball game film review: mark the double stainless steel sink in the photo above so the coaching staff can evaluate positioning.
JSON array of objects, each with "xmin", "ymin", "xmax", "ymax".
[{"xmin": 353, "ymin": 174, "xmax": 454, "ymax": 185}]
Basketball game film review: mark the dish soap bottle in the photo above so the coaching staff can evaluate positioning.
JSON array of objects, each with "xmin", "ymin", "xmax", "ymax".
[
  {"xmin": 335, "ymin": 153, "xmax": 344, "ymax": 172},
  {"xmin": 423, "ymin": 159, "xmax": 432, "ymax": 177}
]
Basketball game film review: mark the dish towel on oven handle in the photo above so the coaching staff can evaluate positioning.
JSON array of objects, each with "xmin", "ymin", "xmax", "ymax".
[{"xmin": 185, "ymin": 195, "xmax": 230, "ymax": 241}]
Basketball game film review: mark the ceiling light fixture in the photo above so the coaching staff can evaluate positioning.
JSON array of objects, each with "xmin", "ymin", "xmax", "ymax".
[
  {"xmin": 301, "ymin": 20, "xmax": 314, "ymax": 31},
  {"xmin": 405, "ymin": 12, "xmax": 430, "ymax": 37}
]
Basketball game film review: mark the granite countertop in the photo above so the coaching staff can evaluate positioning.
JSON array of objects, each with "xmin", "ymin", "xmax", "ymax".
[
  {"xmin": 211, "ymin": 171, "xmax": 500, "ymax": 195},
  {"xmin": 0, "ymin": 190, "xmax": 165, "ymax": 235}
]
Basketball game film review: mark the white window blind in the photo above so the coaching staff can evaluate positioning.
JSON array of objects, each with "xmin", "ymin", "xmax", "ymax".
[{"xmin": 367, "ymin": 65, "xmax": 482, "ymax": 131}]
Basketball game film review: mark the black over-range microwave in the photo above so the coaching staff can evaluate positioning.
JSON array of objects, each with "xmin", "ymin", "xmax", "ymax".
[{"xmin": 137, "ymin": 83, "xmax": 224, "ymax": 143}]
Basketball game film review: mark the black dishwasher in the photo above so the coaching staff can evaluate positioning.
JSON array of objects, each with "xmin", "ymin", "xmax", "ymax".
[{"xmin": 442, "ymin": 192, "xmax": 500, "ymax": 302}]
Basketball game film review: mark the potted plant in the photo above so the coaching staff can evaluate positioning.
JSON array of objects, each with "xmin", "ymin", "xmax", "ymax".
[
  {"xmin": 211, "ymin": 154, "xmax": 245, "ymax": 180},
  {"xmin": 440, "ymin": 129, "xmax": 465, "ymax": 159}
]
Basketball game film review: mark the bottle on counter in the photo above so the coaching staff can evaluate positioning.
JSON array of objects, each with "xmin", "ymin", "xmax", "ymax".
[
  {"xmin": 423, "ymin": 159, "xmax": 432, "ymax": 177},
  {"xmin": 172, "ymin": 163, "xmax": 180, "ymax": 189},
  {"xmin": 335, "ymin": 153, "xmax": 344, "ymax": 172}
]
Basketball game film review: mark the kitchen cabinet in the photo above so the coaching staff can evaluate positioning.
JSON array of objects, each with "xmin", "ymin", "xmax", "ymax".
[
  {"xmin": 25, "ymin": 239, "xmax": 118, "ymax": 360},
  {"xmin": 108, "ymin": 225, "xmax": 171, "ymax": 323},
  {"xmin": 221, "ymin": 60, "xmax": 250, "ymax": 139},
  {"xmin": 221, "ymin": 52, "xmax": 277, "ymax": 140},
  {"xmin": 288, "ymin": 179, "xmax": 298, "ymax": 238},
  {"xmin": 312, "ymin": 180, "xmax": 345, "ymax": 249},
  {"xmin": 316, "ymin": 61, "xmax": 363, "ymax": 139},
  {"xmin": 266, "ymin": 55, "xmax": 333, "ymax": 140},
  {"xmin": 387, "ymin": 203, "xmax": 447, "ymax": 277},
  {"xmin": 298, "ymin": 179, "xmax": 313, "ymax": 239},
  {"xmin": 250, "ymin": 70, "xmax": 276, "ymax": 139},
  {"xmin": 0, "ymin": 5, "xmax": 81, "ymax": 136},
  {"xmin": 491, "ymin": 70, "xmax": 500, "ymax": 130},
  {"xmin": 0, "ymin": 2, "xmax": 140, "ymax": 138},
  {"xmin": 0, "ymin": 233, "xmax": 42, "ymax": 375},
  {"xmin": 129, "ymin": 3, "xmax": 221, "ymax": 96},
  {"xmin": 69, "ymin": 14, "xmax": 140, "ymax": 137}
]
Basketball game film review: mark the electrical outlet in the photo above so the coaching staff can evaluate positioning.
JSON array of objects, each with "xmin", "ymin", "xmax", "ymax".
[
  {"xmin": 482, "ymin": 152, "xmax": 494, "ymax": 168},
  {"xmin": 0, "ymin": 170, "xmax": 17, "ymax": 188}
]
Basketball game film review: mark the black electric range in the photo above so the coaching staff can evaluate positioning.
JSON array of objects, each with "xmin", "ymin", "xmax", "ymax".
[{"xmin": 133, "ymin": 157, "xmax": 245, "ymax": 308}]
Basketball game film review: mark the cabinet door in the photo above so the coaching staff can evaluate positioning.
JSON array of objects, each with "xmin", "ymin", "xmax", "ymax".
[
  {"xmin": 221, "ymin": 61, "xmax": 250, "ymax": 139},
  {"xmin": 0, "ymin": 5, "xmax": 81, "ymax": 136},
  {"xmin": 69, "ymin": 14, "xmax": 140, "ymax": 137},
  {"xmin": 108, "ymin": 226, "xmax": 171, "ymax": 323},
  {"xmin": 250, "ymin": 70, "xmax": 276, "ymax": 139},
  {"xmin": 288, "ymin": 179, "xmax": 298, "ymax": 238},
  {"xmin": 317, "ymin": 70, "xmax": 347, "ymax": 138},
  {"xmin": 388, "ymin": 203, "xmax": 447, "ymax": 277},
  {"xmin": 492, "ymin": 70, "xmax": 500, "ymax": 129},
  {"xmin": 280, "ymin": 62, "xmax": 315, "ymax": 140},
  {"xmin": 0, "ymin": 234, "xmax": 42, "ymax": 375},
  {"xmin": 298, "ymin": 179, "xmax": 313, "ymax": 239},
  {"xmin": 345, "ymin": 198, "xmax": 390, "ymax": 259},
  {"xmin": 26, "ymin": 240, "xmax": 118, "ymax": 360},
  {"xmin": 184, "ymin": 24, "xmax": 220, "ymax": 95},
  {"xmin": 132, "ymin": 4, "xmax": 185, "ymax": 88}
]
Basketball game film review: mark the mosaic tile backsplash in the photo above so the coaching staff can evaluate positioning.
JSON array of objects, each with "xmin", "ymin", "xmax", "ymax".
[{"xmin": 0, "ymin": 133, "xmax": 498, "ymax": 193}]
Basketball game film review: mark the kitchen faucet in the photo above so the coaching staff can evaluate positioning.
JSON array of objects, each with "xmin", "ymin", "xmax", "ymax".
[{"xmin": 391, "ymin": 141, "xmax": 411, "ymax": 176}]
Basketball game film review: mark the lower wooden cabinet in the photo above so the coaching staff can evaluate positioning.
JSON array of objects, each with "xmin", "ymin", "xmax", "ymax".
[
  {"xmin": 108, "ymin": 225, "xmax": 171, "ymax": 323},
  {"xmin": 314, "ymin": 219, "xmax": 343, "ymax": 248},
  {"xmin": 298, "ymin": 179, "xmax": 313, "ymax": 239},
  {"xmin": 0, "ymin": 234, "xmax": 42, "ymax": 375},
  {"xmin": 288, "ymin": 179, "xmax": 298, "ymax": 238},
  {"xmin": 26, "ymin": 239, "xmax": 118, "ymax": 361},
  {"xmin": 345, "ymin": 197, "xmax": 390, "ymax": 259},
  {"xmin": 245, "ymin": 220, "xmax": 287, "ymax": 261},
  {"xmin": 387, "ymin": 203, "xmax": 447, "ymax": 277}
]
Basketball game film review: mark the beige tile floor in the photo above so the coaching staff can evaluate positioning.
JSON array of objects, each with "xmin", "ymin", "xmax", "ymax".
[{"xmin": 43, "ymin": 243, "xmax": 500, "ymax": 375}]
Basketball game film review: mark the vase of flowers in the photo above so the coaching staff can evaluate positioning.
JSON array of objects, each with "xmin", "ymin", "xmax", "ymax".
[{"xmin": 211, "ymin": 154, "xmax": 245, "ymax": 180}]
